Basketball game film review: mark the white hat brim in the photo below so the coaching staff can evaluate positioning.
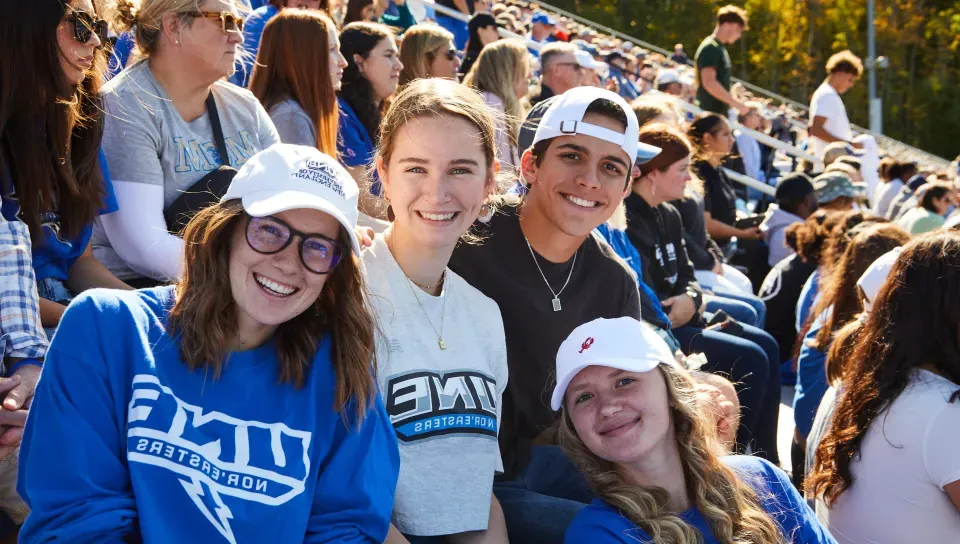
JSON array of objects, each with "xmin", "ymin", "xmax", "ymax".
[
  {"xmin": 242, "ymin": 190, "xmax": 361, "ymax": 256},
  {"xmin": 551, "ymin": 356, "xmax": 662, "ymax": 411}
]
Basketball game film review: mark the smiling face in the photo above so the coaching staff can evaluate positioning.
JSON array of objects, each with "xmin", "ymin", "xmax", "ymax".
[
  {"xmin": 379, "ymin": 114, "xmax": 495, "ymax": 252},
  {"xmin": 229, "ymin": 208, "xmax": 342, "ymax": 337},
  {"xmin": 179, "ymin": 0, "xmax": 244, "ymax": 80},
  {"xmin": 521, "ymin": 113, "xmax": 632, "ymax": 238},
  {"xmin": 57, "ymin": 0, "xmax": 102, "ymax": 86},
  {"xmin": 565, "ymin": 365, "xmax": 674, "ymax": 465},
  {"xmin": 328, "ymin": 24, "xmax": 348, "ymax": 90},
  {"xmin": 428, "ymin": 40, "xmax": 461, "ymax": 80},
  {"xmin": 357, "ymin": 36, "xmax": 402, "ymax": 102}
]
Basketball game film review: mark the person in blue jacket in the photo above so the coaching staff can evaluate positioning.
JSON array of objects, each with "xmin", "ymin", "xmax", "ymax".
[
  {"xmin": 17, "ymin": 144, "xmax": 401, "ymax": 543},
  {"xmin": 553, "ymin": 317, "xmax": 836, "ymax": 544}
]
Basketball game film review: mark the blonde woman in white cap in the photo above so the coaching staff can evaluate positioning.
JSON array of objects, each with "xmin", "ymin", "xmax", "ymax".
[
  {"xmin": 18, "ymin": 144, "xmax": 400, "ymax": 543},
  {"xmin": 363, "ymin": 79, "xmax": 510, "ymax": 542},
  {"xmin": 555, "ymin": 317, "xmax": 834, "ymax": 544}
]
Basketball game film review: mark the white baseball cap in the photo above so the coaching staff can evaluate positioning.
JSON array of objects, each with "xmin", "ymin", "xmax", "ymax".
[
  {"xmin": 533, "ymin": 87, "xmax": 646, "ymax": 167},
  {"xmin": 656, "ymin": 69, "xmax": 680, "ymax": 87},
  {"xmin": 551, "ymin": 317, "xmax": 675, "ymax": 411},
  {"xmin": 856, "ymin": 247, "xmax": 902, "ymax": 312},
  {"xmin": 574, "ymin": 50, "xmax": 608, "ymax": 76},
  {"xmin": 221, "ymin": 144, "xmax": 361, "ymax": 255}
]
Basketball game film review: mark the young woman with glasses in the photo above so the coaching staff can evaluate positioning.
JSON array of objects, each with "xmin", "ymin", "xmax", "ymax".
[
  {"xmin": 397, "ymin": 23, "xmax": 461, "ymax": 86},
  {"xmin": 18, "ymin": 144, "xmax": 400, "ymax": 542},
  {"xmin": 94, "ymin": 0, "xmax": 281, "ymax": 286},
  {"xmin": 365, "ymin": 79, "xmax": 509, "ymax": 543}
]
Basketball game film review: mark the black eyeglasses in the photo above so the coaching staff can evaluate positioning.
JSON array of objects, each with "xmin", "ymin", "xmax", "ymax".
[
  {"xmin": 245, "ymin": 215, "xmax": 344, "ymax": 275},
  {"xmin": 66, "ymin": 11, "xmax": 108, "ymax": 48},
  {"xmin": 185, "ymin": 10, "xmax": 245, "ymax": 33}
]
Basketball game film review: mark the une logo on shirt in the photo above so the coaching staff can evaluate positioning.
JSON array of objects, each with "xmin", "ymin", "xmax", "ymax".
[
  {"xmin": 385, "ymin": 370, "xmax": 498, "ymax": 442},
  {"xmin": 126, "ymin": 374, "xmax": 312, "ymax": 544}
]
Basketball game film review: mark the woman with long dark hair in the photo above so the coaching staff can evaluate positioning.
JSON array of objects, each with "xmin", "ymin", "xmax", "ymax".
[
  {"xmin": 687, "ymin": 114, "xmax": 762, "ymax": 246},
  {"xmin": 555, "ymin": 317, "xmax": 832, "ymax": 543},
  {"xmin": 337, "ymin": 22, "xmax": 402, "ymax": 215},
  {"xmin": 808, "ymin": 231, "xmax": 960, "ymax": 543},
  {"xmin": 18, "ymin": 144, "xmax": 400, "ymax": 542},
  {"xmin": 0, "ymin": 0, "xmax": 131, "ymax": 329},
  {"xmin": 459, "ymin": 13, "xmax": 501, "ymax": 76},
  {"xmin": 250, "ymin": 9, "xmax": 346, "ymax": 155}
]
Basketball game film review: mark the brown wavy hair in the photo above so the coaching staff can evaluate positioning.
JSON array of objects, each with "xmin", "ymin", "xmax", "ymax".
[
  {"xmin": 250, "ymin": 9, "xmax": 339, "ymax": 157},
  {"xmin": 558, "ymin": 363, "xmax": 785, "ymax": 544},
  {"xmin": 397, "ymin": 23, "xmax": 455, "ymax": 87},
  {"xmin": 0, "ymin": 0, "xmax": 108, "ymax": 243},
  {"xmin": 168, "ymin": 200, "xmax": 378, "ymax": 425},
  {"xmin": 808, "ymin": 223, "xmax": 910, "ymax": 350},
  {"xmin": 807, "ymin": 231, "xmax": 960, "ymax": 505}
]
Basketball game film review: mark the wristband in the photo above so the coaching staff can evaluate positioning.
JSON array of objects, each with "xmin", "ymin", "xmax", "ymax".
[{"xmin": 7, "ymin": 358, "xmax": 42, "ymax": 376}]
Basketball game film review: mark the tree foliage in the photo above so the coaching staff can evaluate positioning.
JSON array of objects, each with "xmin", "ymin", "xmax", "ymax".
[{"xmin": 554, "ymin": 0, "xmax": 959, "ymax": 159}]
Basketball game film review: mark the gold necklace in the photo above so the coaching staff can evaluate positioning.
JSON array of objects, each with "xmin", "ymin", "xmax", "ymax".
[{"xmin": 386, "ymin": 234, "xmax": 448, "ymax": 350}]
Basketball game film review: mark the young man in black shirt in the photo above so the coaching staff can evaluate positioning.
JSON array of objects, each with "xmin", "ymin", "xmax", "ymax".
[{"xmin": 449, "ymin": 87, "xmax": 737, "ymax": 541}]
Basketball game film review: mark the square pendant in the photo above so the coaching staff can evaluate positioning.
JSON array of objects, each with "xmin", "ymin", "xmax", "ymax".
[
  {"xmin": 552, "ymin": 297, "xmax": 562, "ymax": 312},
  {"xmin": 438, "ymin": 339, "xmax": 447, "ymax": 350}
]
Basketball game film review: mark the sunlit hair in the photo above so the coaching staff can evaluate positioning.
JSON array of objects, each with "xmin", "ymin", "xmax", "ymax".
[
  {"xmin": 808, "ymin": 223, "xmax": 910, "ymax": 351},
  {"xmin": 808, "ymin": 231, "xmax": 960, "ymax": 504},
  {"xmin": 167, "ymin": 200, "xmax": 378, "ymax": 426},
  {"xmin": 398, "ymin": 23, "xmax": 455, "ymax": 86},
  {"xmin": 631, "ymin": 96, "xmax": 680, "ymax": 128},
  {"xmin": 687, "ymin": 113, "xmax": 728, "ymax": 161},
  {"xmin": 717, "ymin": 5, "xmax": 749, "ymax": 29},
  {"xmin": 825, "ymin": 50, "xmax": 863, "ymax": 77},
  {"xmin": 113, "ymin": 0, "xmax": 244, "ymax": 58},
  {"xmin": 558, "ymin": 363, "xmax": 785, "ymax": 544},
  {"xmin": 462, "ymin": 39, "xmax": 527, "ymax": 152},
  {"xmin": 0, "ymin": 0, "xmax": 108, "ymax": 243},
  {"xmin": 339, "ymin": 22, "xmax": 395, "ymax": 146},
  {"xmin": 250, "ymin": 9, "xmax": 338, "ymax": 157}
]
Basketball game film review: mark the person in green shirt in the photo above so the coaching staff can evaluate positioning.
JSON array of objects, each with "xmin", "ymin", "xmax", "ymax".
[{"xmin": 695, "ymin": 5, "xmax": 749, "ymax": 116}]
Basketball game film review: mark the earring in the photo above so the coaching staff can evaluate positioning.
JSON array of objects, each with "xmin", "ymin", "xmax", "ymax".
[{"xmin": 478, "ymin": 200, "xmax": 494, "ymax": 224}]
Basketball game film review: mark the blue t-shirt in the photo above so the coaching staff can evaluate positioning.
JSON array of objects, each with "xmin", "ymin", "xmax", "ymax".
[
  {"xmin": 18, "ymin": 286, "xmax": 400, "ymax": 543},
  {"xmin": 230, "ymin": 4, "xmax": 280, "ymax": 88},
  {"xmin": 107, "ymin": 32, "xmax": 136, "ymax": 80},
  {"xmin": 793, "ymin": 307, "xmax": 831, "ymax": 439},
  {"xmin": 1, "ymin": 149, "xmax": 118, "ymax": 282},
  {"xmin": 336, "ymin": 97, "xmax": 380, "ymax": 194},
  {"xmin": 795, "ymin": 270, "xmax": 820, "ymax": 331},
  {"xmin": 565, "ymin": 455, "xmax": 835, "ymax": 544}
]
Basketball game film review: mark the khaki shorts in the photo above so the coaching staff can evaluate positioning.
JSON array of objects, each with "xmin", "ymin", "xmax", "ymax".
[{"xmin": 0, "ymin": 451, "xmax": 28, "ymax": 525}]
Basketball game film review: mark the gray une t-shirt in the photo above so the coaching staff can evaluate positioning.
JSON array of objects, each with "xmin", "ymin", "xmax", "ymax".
[{"xmin": 92, "ymin": 61, "xmax": 280, "ymax": 279}]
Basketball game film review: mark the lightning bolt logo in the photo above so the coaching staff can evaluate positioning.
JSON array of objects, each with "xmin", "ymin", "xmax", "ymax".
[{"xmin": 181, "ymin": 477, "xmax": 236, "ymax": 544}]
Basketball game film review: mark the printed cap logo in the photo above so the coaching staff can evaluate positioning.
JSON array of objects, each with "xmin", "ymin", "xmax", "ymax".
[{"xmin": 579, "ymin": 337, "xmax": 595, "ymax": 354}]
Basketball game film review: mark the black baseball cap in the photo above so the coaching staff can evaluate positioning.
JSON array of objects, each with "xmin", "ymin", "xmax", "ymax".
[
  {"xmin": 469, "ymin": 13, "xmax": 500, "ymax": 34},
  {"xmin": 775, "ymin": 172, "xmax": 815, "ymax": 202}
]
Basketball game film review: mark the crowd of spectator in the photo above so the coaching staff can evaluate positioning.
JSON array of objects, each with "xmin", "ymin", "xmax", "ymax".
[{"xmin": 1, "ymin": 0, "xmax": 959, "ymax": 543}]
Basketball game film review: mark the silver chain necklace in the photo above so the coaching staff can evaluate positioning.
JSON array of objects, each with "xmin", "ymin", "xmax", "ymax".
[{"xmin": 524, "ymin": 237, "xmax": 577, "ymax": 312}]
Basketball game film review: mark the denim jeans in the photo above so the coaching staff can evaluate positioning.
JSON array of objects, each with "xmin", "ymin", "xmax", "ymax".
[
  {"xmin": 492, "ymin": 445, "xmax": 592, "ymax": 543},
  {"xmin": 705, "ymin": 296, "xmax": 760, "ymax": 327}
]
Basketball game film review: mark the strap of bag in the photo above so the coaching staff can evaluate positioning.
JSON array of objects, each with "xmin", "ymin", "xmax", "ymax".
[{"xmin": 206, "ymin": 92, "xmax": 230, "ymax": 167}]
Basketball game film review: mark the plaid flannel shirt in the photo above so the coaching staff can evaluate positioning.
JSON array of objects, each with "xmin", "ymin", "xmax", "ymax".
[{"xmin": 0, "ymin": 218, "xmax": 47, "ymax": 362}]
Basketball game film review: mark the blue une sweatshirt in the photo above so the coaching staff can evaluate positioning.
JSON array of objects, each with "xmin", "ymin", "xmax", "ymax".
[{"xmin": 18, "ymin": 286, "xmax": 400, "ymax": 544}]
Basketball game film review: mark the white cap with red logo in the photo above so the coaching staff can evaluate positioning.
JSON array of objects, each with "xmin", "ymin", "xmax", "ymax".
[{"xmin": 551, "ymin": 317, "xmax": 675, "ymax": 411}]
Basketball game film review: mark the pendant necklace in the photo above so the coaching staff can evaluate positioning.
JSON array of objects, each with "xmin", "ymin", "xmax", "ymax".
[
  {"xmin": 387, "ymin": 234, "xmax": 448, "ymax": 349},
  {"xmin": 524, "ymin": 236, "xmax": 576, "ymax": 312}
]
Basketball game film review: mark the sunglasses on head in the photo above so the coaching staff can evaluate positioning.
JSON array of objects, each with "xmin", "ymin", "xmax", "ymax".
[
  {"xmin": 245, "ymin": 215, "xmax": 344, "ymax": 275},
  {"xmin": 66, "ymin": 11, "xmax": 108, "ymax": 48},
  {"xmin": 185, "ymin": 10, "xmax": 245, "ymax": 33}
]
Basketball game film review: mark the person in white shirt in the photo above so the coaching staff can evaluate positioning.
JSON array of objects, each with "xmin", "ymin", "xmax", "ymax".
[
  {"xmin": 735, "ymin": 102, "xmax": 765, "ymax": 184},
  {"xmin": 809, "ymin": 50, "xmax": 862, "ymax": 160},
  {"xmin": 363, "ymin": 78, "xmax": 510, "ymax": 543},
  {"xmin": 807, "ymin": 231, "xmax": 960, "ymax": 544}
]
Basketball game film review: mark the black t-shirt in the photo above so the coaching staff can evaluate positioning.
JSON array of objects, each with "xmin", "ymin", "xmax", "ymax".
[
  {"xmin": 449, "ymin": 204, "xmax": 643, "ymax": 478},
  {"xmin": 696, "ymin": 159, "xmax": 738, "ymax": 241},
  {"xmin": 673, "ymin": 194, "xmax": 724, "ymax": 271},
  {"xmin": 623, "ymin": 192, "xmax": 701, "ymax": 302},
  {"xmin": 758, "ymin": 253, "xmax": 817, "ymax": 361}
]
